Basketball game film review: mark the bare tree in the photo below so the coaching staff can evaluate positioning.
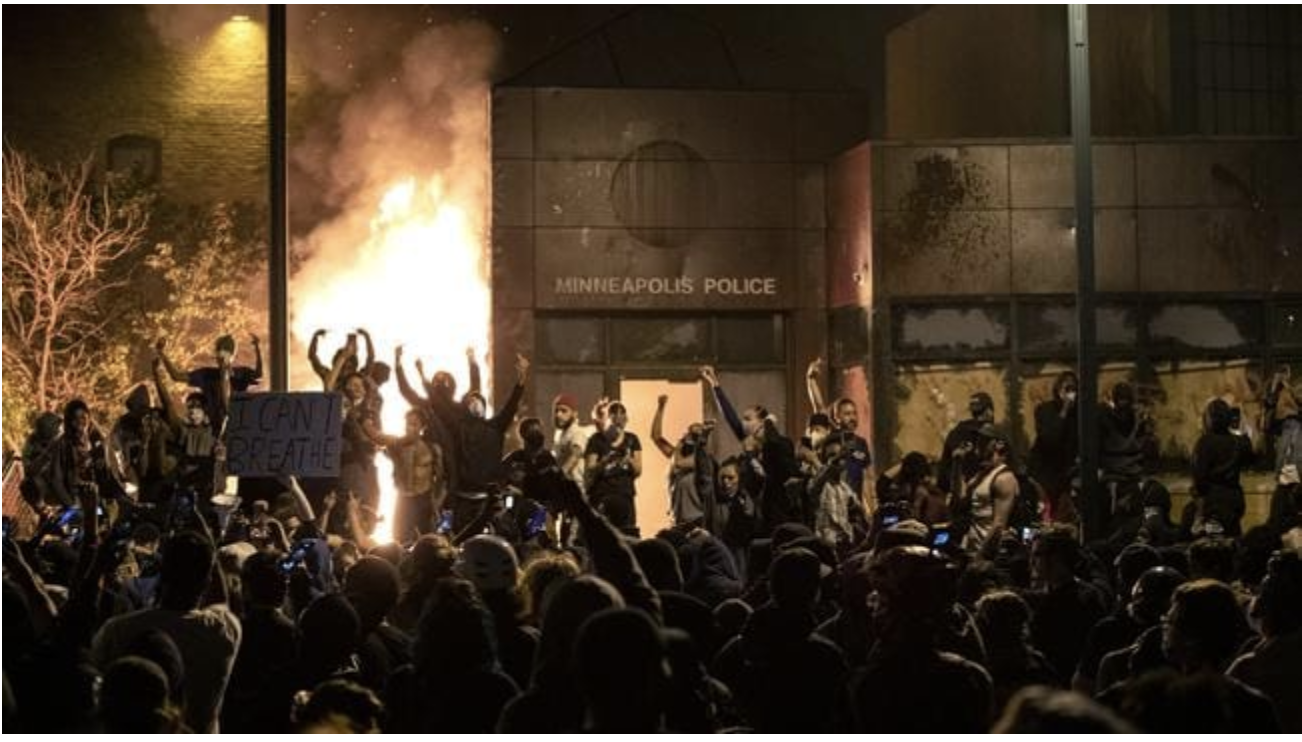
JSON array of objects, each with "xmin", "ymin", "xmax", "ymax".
[{"xmin": 2, "ymin": 146, "xmax": 148, "ymax": 423}]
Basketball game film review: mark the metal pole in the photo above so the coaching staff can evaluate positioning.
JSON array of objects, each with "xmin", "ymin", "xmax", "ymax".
[
  {"xmin": 1068, "ymin": 5, "xmax": 1099, "ymax": 541},
  {"xmin": 269, "ymin": 5, "xmax": 289, "ymax": 391}
]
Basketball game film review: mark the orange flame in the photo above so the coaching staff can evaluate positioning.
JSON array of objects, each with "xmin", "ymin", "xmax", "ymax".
[{"xmin": 292, "ymin": 175, "xmax": 490, "ymax": 543}]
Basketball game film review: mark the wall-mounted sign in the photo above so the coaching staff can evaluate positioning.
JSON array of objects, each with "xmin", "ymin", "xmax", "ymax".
[
  {"xmin": 553, "ymin": 276, "xmax": 778, "ymax": 297},
  {"xmin": 533, "ymin": 229, "xmax": 796, "ymax": 310}
]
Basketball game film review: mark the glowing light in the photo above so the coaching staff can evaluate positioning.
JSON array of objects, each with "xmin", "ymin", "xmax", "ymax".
[
  {"xmin": 230, "ymin": 14, "xmax": 251, "ymax": 22},
  {"xmin": 293, "ymin": 175, "xmax": 491, "ymax": 543}
]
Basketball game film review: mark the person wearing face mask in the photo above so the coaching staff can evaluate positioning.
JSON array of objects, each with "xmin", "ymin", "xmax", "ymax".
[
  {"xmin": 437, "ymin": 353, "xmax": 529, "ymax": 530},
  {"xmin": 151, "ymin": 356, "xmax": 217, "ymax": 499},
  {"xmin": 798, "ymin": 413, "xmax": 834, "ymax": 474},
  {"xmin": 938, "ymin": 391, "xmax": 997, "ymax": 497},
  {"xmin": 107, "ymin": 383, "xmax": 170, "ymax": 503},
  {"xmin": 1030, "ymin": 371, "xmax": 1080, "ymax": 524},
  {"xmin": 584, "ymin": 401, "xmax": 643, "ymax": 535}
]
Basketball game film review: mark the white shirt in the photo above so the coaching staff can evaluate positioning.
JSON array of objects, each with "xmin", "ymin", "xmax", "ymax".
[{"xmin": 553, "ymin": 423, "xmax": 593, "ymax": 488}]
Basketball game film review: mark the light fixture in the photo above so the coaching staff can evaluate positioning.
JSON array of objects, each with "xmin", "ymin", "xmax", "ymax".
[{"xmin": 231, "ymin": 14, "xmax": 251, "ymax": 22}]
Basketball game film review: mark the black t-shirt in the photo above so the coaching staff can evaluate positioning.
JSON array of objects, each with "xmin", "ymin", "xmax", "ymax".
[
  {"xmin": 585, "ymin": 430, "xmax": 642, "ymax": 501},
  {"xmin": 502, "ymin": 447, "xmax": 557, "ymax": 491},
  {"xmin": 188, "ymin": 366, "xmax": 259, "ymax": 430}
]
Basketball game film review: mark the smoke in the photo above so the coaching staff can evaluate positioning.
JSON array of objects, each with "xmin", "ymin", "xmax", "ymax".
[
  {"xmin": 283, "ymin": 7, "xmax": 502, "ymax": 392},
  {"xmin": 141, "ymin": 5, "xmax": 503, "ymax": 387},
  {"xmin": 288, "ymin": 8, "xmax": 500, "ymax": 211}
]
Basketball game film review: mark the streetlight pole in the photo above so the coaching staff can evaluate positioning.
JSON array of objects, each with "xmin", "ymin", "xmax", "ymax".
[
  {"xmin": 1068, "ymin": 5, "xmax": 1100, "ymax": 541},
  {"xmin": 268, "ymin": 5, "xmax": 289, "ymax": 391}
]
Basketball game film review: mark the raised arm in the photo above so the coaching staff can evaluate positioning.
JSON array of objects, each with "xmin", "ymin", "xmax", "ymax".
[
  {"xmin": 650, "ymin": 395, "xmax": 675, "ymax": 458},
  {"xmin": 276, "ymin": 474, "xmax": 316, "ymax": 524},
  {"xmin": 466, "ymin": 347, "xmax": 482, "ymax": 396},
  {"xmin": 554, "ymin": 475, "xmax": 662, "ymax": 623},
  {"xmin": 357, "ymin": 328, "xmax": 375, "ymax": 373},
  {"xmin": 250, "ymin": 334, "xmax": 263, "ymax": 381},
  {"xmin": 806, "ymin": 357, "xmax": 827, "ymax": 414},
  {"xmin": 700, "ymin": 365, "xmax": 745, "ymax": 443},
  {"xmin": 217, "ymin": 354, "xmax": 233, "ymax": 431},
  {"xmin": 592, "ymin": 397, "xmax": 611, "ymax": 434},
  {"xmin": 308, "ymin": 329, "xmax": 331, "ymax": 385},
  {"xmin": 490, "ymin": 353, "xmax": 529, "ymax": 431},
  {"xmin": 323, "ymin": 335, "xmax": 358, "ymax": 392},
  {"xmin": 154, "ymin": 337, "xmax": 188, "ymax": 383},
  {"xmin": 394, "ymin": 346, "xmax": 429, "ymax": 407},
  {"xmin": 152, "ymin": 357, "xmax": 185, "ymax": 429}
]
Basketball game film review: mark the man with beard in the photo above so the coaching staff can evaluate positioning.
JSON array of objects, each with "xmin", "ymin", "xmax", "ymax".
[
  {"xmin": 551, "ymin": 393, "xmax": 593, "ymax": 490},
  {"xmin": 805, "ymin": 358, "xmax": 875, "ymax": 512}
]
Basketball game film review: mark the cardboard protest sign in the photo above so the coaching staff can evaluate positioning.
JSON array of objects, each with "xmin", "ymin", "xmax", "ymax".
[{"xmin": 225, "ymin": 392, "xmax": 343, "ymax": 477}]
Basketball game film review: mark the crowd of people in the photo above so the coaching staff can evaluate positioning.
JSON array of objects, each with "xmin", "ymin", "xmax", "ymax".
[{"xmin": 4, "ymin": 331, "xmax": 1302, "ymax": 733}]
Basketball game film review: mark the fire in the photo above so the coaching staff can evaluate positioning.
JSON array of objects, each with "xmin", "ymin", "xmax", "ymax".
[{"xmin": 291, "ymin": 175, "xmax": 491, "ymax": 543}]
